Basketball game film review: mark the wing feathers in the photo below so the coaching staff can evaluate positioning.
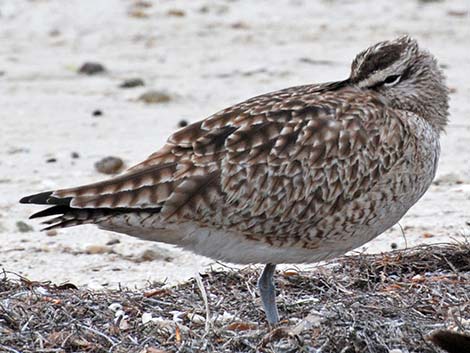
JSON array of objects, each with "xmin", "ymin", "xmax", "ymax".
[
  {"xmin": 21, "ymin": 82, "xmax": 408, "ymax": 243},
  {"xmin": 53, "ymin": 162, "xmax": 177, "ymax": 199}
]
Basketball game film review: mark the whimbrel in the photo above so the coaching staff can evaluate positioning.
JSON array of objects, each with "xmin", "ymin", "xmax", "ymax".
[{"xmin": 21, "ymin": 36, "xmax": 449, "ymax": 324}]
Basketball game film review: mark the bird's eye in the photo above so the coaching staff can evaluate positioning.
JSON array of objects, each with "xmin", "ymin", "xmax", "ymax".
[{"xmin": 383, "ymin": 75, "xmax": 401, "ymax": 85}]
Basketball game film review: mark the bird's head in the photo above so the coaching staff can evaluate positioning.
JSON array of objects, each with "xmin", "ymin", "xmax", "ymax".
[{"xmin": 349, "ymin": 35, "xmax": 449, "ymax": 132}]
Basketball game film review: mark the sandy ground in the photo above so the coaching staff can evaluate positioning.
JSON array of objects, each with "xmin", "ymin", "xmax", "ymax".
[{"xmin": 0, "ymin": 0, "xmax": 469, "ymax": 289}]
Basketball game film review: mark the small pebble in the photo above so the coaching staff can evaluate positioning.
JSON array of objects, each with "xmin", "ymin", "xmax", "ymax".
[
  {"xmin": 49, "ymin": 29, "xmax": 61, "ymax": 37},
  {"xmin": 140, "ymin": 249, "xmax": 161, "ymax": 262},
  {"xmin": 178, "ymin": 119, "xmax": 188, "ymax": 128},
  {"xmin": 16, "ymin": 221, "xmax": 33, "ymax": 233},
  {"xmin": 46, "ymin": 229, "xmax": 58, "ymax": 237},
  {"xmin": 134, "ymin": 1, "xmax": 152, "ymax": 8},
  {"xmin": 119, "ymin": 78, "xmax": 145, "ymax": 88},
  {"xmin": 128, "ymin": 10, "xmax": 149, "ymax": 18},
  {"xmin": 78, "ymin": 62, "xmax": 106, "ymax": 75},
  {"xmin": 71, "ymin": 152, "xmax": 80, "ymax": 159},
  {"xmin": 231, "ymin": 21, "xmax": 249, "ymax": 29},
  {"xmin": 92, "ymin": 109, "xmax": 103, "ymax": 117},
  {"xmin": 106, "ymin": 239, "xmax": 121, "ymax": 246},
  {"xmin": 390, "ymin": 242, "xmax": 398, "ymax": 249},
  {"xmin": 447, "ymin": 10, "xmax": 468, "ymax": 17},
  {"xmin": 167, "ymin": 9, "xmax": 185, "ymax": 17},
  {"xmin": 84, "ymin": 244, "xmax": 109, "ymax": 255},
  {"xmin": 138, "ymin": 90, "xmax": 172, "ymax": 104},
  {"xmin": 46, "ymin": 158, "xmax": 57, "ymax": 163},
  {"xmin": 135, "ymin": 248, "xmax": 172, "ymax": 262},
  {"xmin": 94, "ymin": 156, "xmax": 124, "ymax": 174},
  {"xmin": 7, "ymin": 147, "xmax": 29, "ymax": 154}
]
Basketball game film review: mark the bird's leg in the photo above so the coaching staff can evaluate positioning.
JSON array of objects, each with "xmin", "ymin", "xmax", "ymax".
[{"xmin": 258, "ymin": 263, "xmax": 279, "ymax": 325}]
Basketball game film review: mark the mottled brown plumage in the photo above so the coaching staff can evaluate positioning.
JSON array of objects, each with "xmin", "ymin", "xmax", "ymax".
[{"xmin": 21, "ymin": 35, "xmax": 449, "ymax": 324}]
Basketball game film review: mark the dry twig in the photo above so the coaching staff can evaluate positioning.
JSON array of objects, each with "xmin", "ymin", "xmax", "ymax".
[{"xmin": 1, "ymin": 243, "xmax": 469, "ymax": 352}]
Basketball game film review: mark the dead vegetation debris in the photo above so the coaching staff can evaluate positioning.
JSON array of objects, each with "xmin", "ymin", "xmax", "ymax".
[{"xmin": 1, "ymin": 243, "xmax": 469, "ymax": 353}]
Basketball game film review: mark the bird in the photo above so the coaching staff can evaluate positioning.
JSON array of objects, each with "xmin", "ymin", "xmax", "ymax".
[{"xmin": 20, "ymin": 35, "xmax": 449, "ymax": 325}]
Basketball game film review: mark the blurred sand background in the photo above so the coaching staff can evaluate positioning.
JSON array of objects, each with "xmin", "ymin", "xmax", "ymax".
[{"xmin": 0, "ymin": 0, "xmax": 469, "ymax": 289}]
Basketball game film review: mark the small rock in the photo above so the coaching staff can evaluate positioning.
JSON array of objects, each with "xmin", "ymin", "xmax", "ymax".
[
  {"xmin": 128, "ymin": 10, "xmax": 149, "ymax": 18},
  {"xmin": 298, "ymin": 57, "xmax": 335, "ymax": 66},
  {"xmin": 92, "ymin": 109, "xmax": 103, "ymax": 117},
  {"xmin": 71, "ymin": 152, "xmax": 80, "ymax": 159},
  {"xmin": 119, "ymin": 78, "xmax": 145, "ymax": 88},
  {"xmin": 178, "ymin": 119, "xmax": 188, "ymax": 128},
  {"xmin": 16, "ymin": 221, "xmax": 33, "ymax": 233},
  {"xmin": 78, "ymin": 62, "xmax": 106, "ymax": 75},
  {"xmin": 447, "ymin": 10, "xmax": 468, "ymax": 17},
  {"xmin": 46, "ymin": 229, "xmax": 58, "ymax": 237},
  {"xmin": 167, "ymin": 9, "xmax": 185, "ymax": 17},
  {"xmin": 138, "ymin": 90, "xmax": 172, "ymax": 104},
  {"xmin": 106, "ymin": 238, "xmax": 121, "ymax": 246},
  {"xmin": 198, "ymin": 4, "xmax": 229, "ymax": 15},
  {"xmin": 7, "ymin": 147, "xmax": 30, "ymax": 154},
  {"xmin": 49, "ymin": 29, "xmax": 61, "ymax": 37},
  {"xmin": 94, "ymin": 156, "xmax": 124, "ymax": 174},
  {"xmin": 134, "ymin": 247, "xmax": 172, "ymax": 262},
  {"xmin": 84, "ymin": 244, "xmax": 110, "ymax": 255},
  {"xmin": 390, "ymin": 242, "xmax": 398, "ymax": 250},
  {"xmin": 231, "ymin": 21, "xmax": 249, "ymax": 29},
  {"xmin": 134, "ymin": 1, "xmax": 152, "ymax": 8},
  {"xmin": 140, "ymin": 249, "xmax": 162, "ymax": 261},
  {"xmin": 46, "ymin": 158, "xmax": 57, "ymax": 163}
]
